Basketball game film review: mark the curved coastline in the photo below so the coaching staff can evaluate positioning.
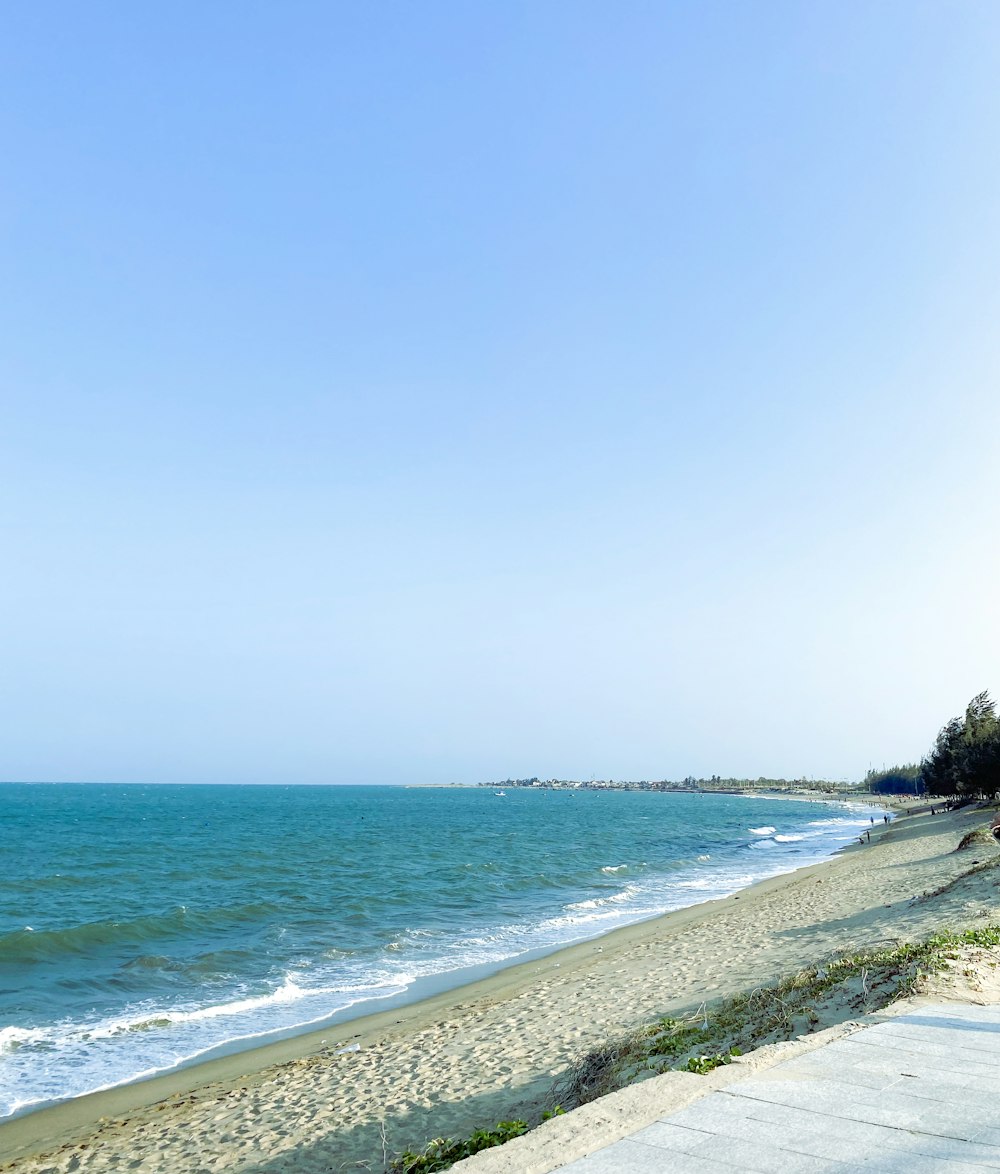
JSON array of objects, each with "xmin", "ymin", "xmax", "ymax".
[
  {"xmin": 0, "ymin": 797, "xmax": 934, "ymax": 1169},
  {"xmin": 0, "ymin": 790, "xmax": 883, "ymax": 1127},
  {"xmin": 1, "ymin": 796, "xmax": 885, "ymax": 1125}
]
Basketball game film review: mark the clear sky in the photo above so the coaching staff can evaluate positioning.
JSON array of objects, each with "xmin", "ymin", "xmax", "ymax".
[{"xmin": 3, "ymin": 2, "xmax": 999, "ymax": 785}]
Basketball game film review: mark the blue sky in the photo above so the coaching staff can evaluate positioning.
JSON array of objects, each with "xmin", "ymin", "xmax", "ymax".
[{"xmin": 2, "ymin": 2, "xmax": 999, "ymax": 784}]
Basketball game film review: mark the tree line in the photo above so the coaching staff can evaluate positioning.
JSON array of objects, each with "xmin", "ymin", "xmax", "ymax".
[
  {"xmin": 863, "ymin": 763, "xmax": 922, "ymax": 795},
  {"xmin": 919, "ymin": 690, "xmax": 1000, "ymax": 799},
  {"xmin": 864, "ymin": 690, "xmax": 999, "ymax": 800}
]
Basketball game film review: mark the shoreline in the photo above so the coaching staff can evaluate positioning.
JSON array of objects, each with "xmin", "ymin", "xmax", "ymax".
[
  {"xmin": 5, "ymin": 804, "xmax": 995, "ymax": 1171},
  {"xmin": 0, "ymin": 799, "xmax": 882, "ymax": 1122},
  {"xmin": 0, "ymin": 794, "xmax": 882, "ymax": 1125}
]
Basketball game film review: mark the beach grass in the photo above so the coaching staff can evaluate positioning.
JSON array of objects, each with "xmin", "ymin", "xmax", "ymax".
[
  {"xmin": 390, "ymin": 923, "xmax": 1000, "ymax": 1171},
  {"xmin": 555, "ymin": 924, "xmax": 1000, "ymax": 1109}
]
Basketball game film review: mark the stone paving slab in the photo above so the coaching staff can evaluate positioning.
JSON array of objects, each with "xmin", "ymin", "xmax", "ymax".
[{"xmin": 559, "ymin": 1005, "xmax": 1000, "ymax": 1171}]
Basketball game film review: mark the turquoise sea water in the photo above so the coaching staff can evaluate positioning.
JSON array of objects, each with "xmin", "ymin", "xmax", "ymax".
[{"xmin": 0, "ymin": 783, "xmax": 884, "ymax": 1119}]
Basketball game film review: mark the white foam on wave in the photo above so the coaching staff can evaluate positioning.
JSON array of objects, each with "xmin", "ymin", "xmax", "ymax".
[
  {"xmin": 0, "ymin": 1026, "xmax": 41, "ymax": 1054},
  {"xmin": 4, "ymin": 971, "xmax": 413, "ymax": 1051},
  {"xmin": 773, "ymin": 834, "xmax": 804, "ymax": 843},
  {"xmin": 749, "ymin": 826, "xmax": 776, "ymax": 836},
  {"xmin": 169, "ymin": 978, "xmax": 307, "ymax": 1022},
  {"xmin": 674, "ymin": 870, "xmax": 757, "ymax": 895},
  {"xmin": 0, "ymin": 968, "xmax": 421, "ymax": 1119},
  {"xmin": 539, "ymin": 903, "xmax": 655, "ymax": 933},
  {"xmin": 601, "ymin": 864, "xmax": 628, "ymax": 873},
  {"xmin": 566, "ymin": 884, "xmax": 641, "ymax": 913},
  {"xmin": 157, "ymin": 974, "xmax": 387, "ymax": 1024}
]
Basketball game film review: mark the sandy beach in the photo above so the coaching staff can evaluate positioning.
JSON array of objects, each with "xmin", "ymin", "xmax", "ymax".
[{"xmin": 2, "ymin": 803, "xmax": 998, "ymax": 1173}]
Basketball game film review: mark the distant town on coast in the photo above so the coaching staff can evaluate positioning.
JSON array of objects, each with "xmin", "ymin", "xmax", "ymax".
[
  {"xmin": 482, "ymin": 690, "xmax": 1000, "ymax": 801},
  {"xmin": 479, "ymin": 776, "xmax": 863, "ymax": 795}
]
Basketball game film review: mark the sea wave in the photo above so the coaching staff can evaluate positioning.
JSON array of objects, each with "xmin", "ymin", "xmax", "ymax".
[
  {"xmin": 0, "ymin": 1026, "xmax": 40, "ymax": 1054},
  {"xmin": 749, "ymin": 826, "xmax": 776, "ymax": 835},
  {"xmin": 565, "ymin": 884, "xmax": 642, "ymax": 912},
  {"xmin": 0, "ymin": 970, "xmax": 416, "ymax": 1058},
  {"xmin": 0, "ymin": 903, "xmax": 285, "ymax": 965}
]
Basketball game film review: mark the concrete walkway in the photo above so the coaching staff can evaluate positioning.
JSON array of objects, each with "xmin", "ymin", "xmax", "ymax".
[{"xmin": 558, "ymin": 1004, "xmax": 1000, "ymax": 1172}]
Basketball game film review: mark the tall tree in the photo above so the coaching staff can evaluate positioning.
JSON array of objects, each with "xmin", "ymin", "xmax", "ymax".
[
  {"xmin": 920, "ymin": 715, "xmax": 965, "ymax": 796},
  {"xmin": 920, "ymin": 691, "xmax": 1000, "ymax": 798}
]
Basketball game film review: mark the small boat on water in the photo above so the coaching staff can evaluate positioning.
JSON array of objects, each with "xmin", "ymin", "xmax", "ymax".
[{"xmin": 494, "ymin": 789, "xmax": 507, "ymax": 797}]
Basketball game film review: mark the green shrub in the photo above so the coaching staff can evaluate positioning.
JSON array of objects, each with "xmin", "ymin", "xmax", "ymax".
[
  {"xmin": 685, "ymin": 1049, "xmax": 741, "ymax": 1074},
  {"xmin": 391, "ymin": 1120, "xmax": 530, "ymax": 1173}
]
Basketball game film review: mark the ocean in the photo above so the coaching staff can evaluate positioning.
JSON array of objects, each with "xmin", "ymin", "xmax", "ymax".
[{"xmin": 0, "ymin": 783, "xmax": 883, "ymax": 1120}]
